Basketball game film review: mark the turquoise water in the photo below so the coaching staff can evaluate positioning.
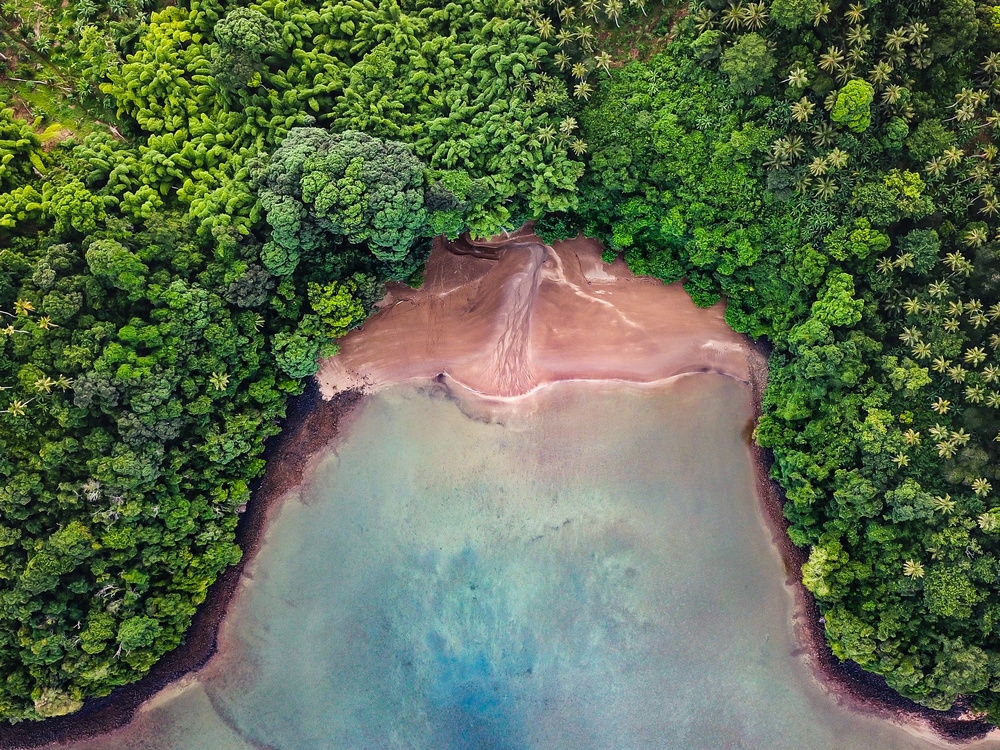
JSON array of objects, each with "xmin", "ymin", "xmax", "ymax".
[{"xmin": 63, "ymin": 378, "xmax": 995, "ymax": 749}]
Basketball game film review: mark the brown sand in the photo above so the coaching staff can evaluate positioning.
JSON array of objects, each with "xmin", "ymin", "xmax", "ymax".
[{"xmin": 318, "ymin": 226, "xmax": 750, "ymax": 399}]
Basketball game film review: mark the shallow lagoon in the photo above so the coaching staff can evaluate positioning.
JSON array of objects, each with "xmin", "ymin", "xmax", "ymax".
[{"xmin": 64, "ymin": 377, "xmax": 990, "ymax": 749}]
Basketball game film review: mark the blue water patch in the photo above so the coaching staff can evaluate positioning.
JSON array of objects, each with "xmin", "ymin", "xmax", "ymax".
[{"xmin": 397, "ymin": 546, "xmax": 538, "ymax": 750}]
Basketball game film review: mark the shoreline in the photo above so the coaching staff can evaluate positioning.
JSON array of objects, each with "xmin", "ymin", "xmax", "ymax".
[
  {"xmin": 0, "ymin": 382, "xmax": 367, "ymax": 750},
  {"xmin": 743, "ymin": 339, "xmax": 996, "ymax": 745},
  {"xmin": 3, "ymin": 228, "xmax": 997, "ymax": 747}
]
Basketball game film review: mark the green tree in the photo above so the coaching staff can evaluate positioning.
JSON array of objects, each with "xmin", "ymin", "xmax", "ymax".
[
  {"xmin": 770, "ymin": 0, "xmax": 821, "ymax": 28},
  {"xmin": 719, "ymin": 34, "xmax": 776, "ymax": 93},
  {"xmin": 211, "ymin": 7, "xmax": 280, "ymax": 91},
  {"xmin": 831, "ymin": 80, "xmax": 875, "ymax": 133}
]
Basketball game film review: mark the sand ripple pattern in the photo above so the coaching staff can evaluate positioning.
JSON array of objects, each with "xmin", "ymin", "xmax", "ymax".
[{"xmin": 317, "ymin": 223, "xmax": 754, "ymax": 399}]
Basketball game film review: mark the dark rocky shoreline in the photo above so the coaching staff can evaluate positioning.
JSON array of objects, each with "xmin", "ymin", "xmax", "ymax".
[
  {"xmin": 0, "ymin": 382, "xmax": 366, "ymax": 750},
  {"xmin": 745, "ymin": 340, "xmax": 996, "ymax": 744}
]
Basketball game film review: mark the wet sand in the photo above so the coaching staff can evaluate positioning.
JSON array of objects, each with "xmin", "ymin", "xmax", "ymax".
[{"xmin": 318, "ymin": 226, "xmax": 751, "ymax": 399}]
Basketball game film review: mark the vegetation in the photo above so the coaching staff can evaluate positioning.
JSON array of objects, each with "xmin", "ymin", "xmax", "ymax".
[{"xmin": 5, "ymin": 0, "xmax": 1000, "ymax": 729}]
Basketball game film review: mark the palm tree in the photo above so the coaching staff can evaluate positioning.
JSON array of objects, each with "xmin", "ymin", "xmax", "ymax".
[
  {"xmin": 907, "ymin": 21, "xmax": 929, "ymax": 46},
  {"xmin": 209, "ymin": 372, "xmax": 231, "ymax": 391},
  {"xmin": 814, "ymin": 176, "xmax": 839, "ymax": 199},
  {"xmin": 628, "ymin": 0, "xmax": 647, "ymax": 17},
  {"xmin": 892, "ymin": 452, "xmax": 910, "ymax": 467},
  {"xmin": 812, "ymin": 1, "xmax": 831, "ymax": 25},
  {"xmin": 559, "ymin": 116, "xmax": 577, "ymax": 137},
  {"xmin": 882, "ymin": 84, "xmax": 904, "ymax": 106},
  {"xmin": 691, "ymin": 6, "xmax": 714, "ymax": 31},
  {"xmin": 819, "ymin": 46, "xmax": 845, "ymax": 73},
  {"xmin": 979, "ymin": 513, "xmax": 999, "ymax": 532},
  {"xmin": 844, "ymin": 2, "xmax": 865, "ymax": 23},
  {"xmin": 791, "ymin": 97, "xmax": 815, "ymax": 123},
  {"xmin": 581, "ymin": 0, "xmax": 600, "ymax": 20},
  {"xmin": 943, "ymin": 146, "xmax": 965, "ymax": 167},
  {"xmin": 869, "ymin": 61, "xmax": 892, "ymax": 86},
  {"xmin": 903, "ymin": 297, "xmax": 922, "ymax": 315},
  {"xmin": 595, "ymin": 50, "xmax": 613, "ymax": 75},
  {"xmin": 13, "ymin": 299, "xmax": 34, "ymax": 316},
  {"xmin": 925, "ymin": 157, "xmax": 948, "ymax": 179},
  {"xmin": 944, "ymin": 251, "xmax": 968, "ymax": 272},
  {"xmin": 973, "ymin": 478, "xmax": 993, "ymax": 496},
  {"xmin": 570, "ymin": 138, "xmax": 588, "ymax": 155},
  {"xmin": 604, "ymin": 0, "xmax": 623, "ymax": 26},
  {"xmin": 885, "ymin": 27, "xmax": 907, "ymax": 54},
  {"xmin": 987, "ymin": 391, "xmax": 1000, "ymax": 408},
  {"xmin": 899, "ymin": 326, "xmax": 922, "ymax": 345},
  {"xmin": 964, "ymin": 226, "xmax": 989, "ymax": 248},
  {"xmin": 785, "ymin": 67, "xmax": 809, "ymax": 88},
  {"xmin": 929, "ymin": 424, "xmax": 950, "ymax": 440},
  {"xmin": 846, "ymin": 24, "xmax": 871, "ymax": 48},
  {"xmin": 875, "ymin": 257, "xmax": 894, "ymax": 275},
  {"xmin": 965, "ymin": 346, "xmax": 987, "ymax": 366},
  {"xmin": 537, "ymin": 124, "xmax": 557, "ymax": 145},
  {"xmin": 720, "ymin": 2, "xmax": 745, "ymax": 30},
  {"xmin": 809, "ymin": 157, "xmax": 829, "ymax": 176},
  {"xmin": 784, "ymin": 135, "xmax": 807, "ymax": 159},
  {"xmin": 573, "ymin": 81, "xmax": 594, "ymax": 100},
  {"xmin": 554, "ymin": 51, "xmax": 571, "ymax": 71},
  {"xmin": 932, "ymin": 357, "xmax": 951, "ymax": 373},
  {"xmin": 34, "ymin": 376, "xmax": 56, "ymax": 394},
  {"xmin": 928, "ymin": 280, "xmax": 950, "ymax": 298},
  {"xmin": 933, "ymin": 494, "xmax": 957, "ymax": 513},
  {"xmin": 812, "ymin": 122, "xmax": 836, "ymax": 148},
  {"xmin": 741, "ymin": 1, "xmax": 767, "ymax": 29},
  {"xmin": 983, "ymin": 364, "xmax": 1000, "ymax": 383},
  {"xmin": 576, "ymin": 26, "xmax": 596, "ymax": 50},
  {"xmin": 903, "ymin": 560, "xmax": 925, "ymax": 578},
  {"xmin": 912, "ymin": 341, "xmax": 932, "ymax": 359},
  {"xmin": 985, "ymin": 52, "xmax": 1000, "ymax": 75},
  {"xmin": 571, "ymin": 62, "xmax": 589, "ymax": 80},
  {"xmin": 1, "ymin": 398, "xmax": 33, "ymax": 417},
  {"xmin": 938, "ymin": 440, "xmax": 958, "ymax": 458},
  {"xmin": 947, "ymin": 364, "xmax": 967, "ymax": 382},
  {"xmin": 932, "ymin": 397, "xmax": 951, "ymax": 414},
  {"xmin": 966, "ymin": 384, "xmax": 987, "ymax": 403},
  {"xmin": 903, "ymin": 429, "xmax": 921, "ymax": 446},
  {"xmin": 535, "ymin": 17, "xmax": 554, "ymax": 38},
  {"xmin": 554, "ymin": 29, "xmax": 574, "ymax": 47}
]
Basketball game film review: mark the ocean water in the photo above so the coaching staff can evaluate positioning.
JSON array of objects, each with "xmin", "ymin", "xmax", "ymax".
[{"xmin": 62, "ymin": 378, "xmax": 992, "ymax": 750}]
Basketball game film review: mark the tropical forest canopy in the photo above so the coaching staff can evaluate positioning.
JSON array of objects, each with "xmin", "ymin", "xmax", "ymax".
[{"xmin": 3, "ymin": 0, "xmax": 1000, "ymax": 727}]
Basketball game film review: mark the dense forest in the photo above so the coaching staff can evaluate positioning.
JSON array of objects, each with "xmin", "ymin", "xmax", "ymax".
[{"xmin": 3, "ymin": 0, "xmax": 1000, "ymax": 728}]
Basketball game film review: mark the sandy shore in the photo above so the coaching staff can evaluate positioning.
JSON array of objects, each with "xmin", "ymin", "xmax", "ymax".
[
  {"xmin": 318, "ymin": 226, "xmax": 750, "ymax": 399},
  {"xmin": 5, "ymin": 227, "xmax": 996, "ymax": 747}
]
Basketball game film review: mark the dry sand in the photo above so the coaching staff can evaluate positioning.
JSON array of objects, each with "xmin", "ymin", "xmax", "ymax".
[{"xmin": 318, "ymin": 226, "xmax": 752, "ymax": 399}]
